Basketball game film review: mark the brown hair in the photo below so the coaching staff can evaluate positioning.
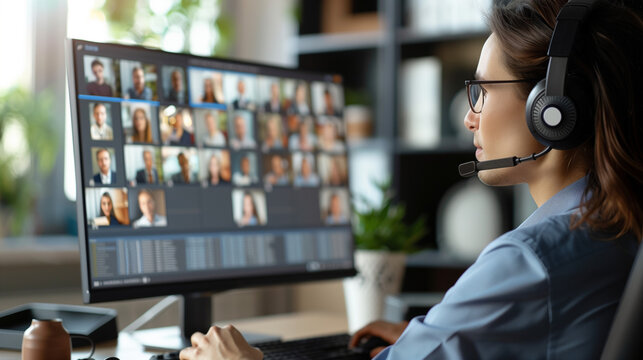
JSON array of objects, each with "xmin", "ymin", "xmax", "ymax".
[
  {"xmin": 490, "ymin": 0, "xmax": 643, "ymax": 240},
  {"xmin": 131, "ymin": 108, "xmax": 153, "ymax": 143},
  {"xmin": 99, "ymin": 192, "xmax": 115, "ymax": 218},
  {"xmin": 243, "ymin": 192, "xmax": 259, "ymax": 218}
]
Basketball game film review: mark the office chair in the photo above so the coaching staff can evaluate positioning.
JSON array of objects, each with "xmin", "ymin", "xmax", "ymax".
[{"xmin": 600, "ymin": 239, "xmax": 643, "ymax": 360}]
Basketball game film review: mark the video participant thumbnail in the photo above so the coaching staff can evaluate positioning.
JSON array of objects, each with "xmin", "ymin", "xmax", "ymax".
[
  {"xmin": 188, "ymin": 68, "xmax": 225, "ymax": 105},
  {"xmin": 88, "ymin": 102, "xmax": 114, "ymax": 141},
  {"xmin": 229, "ymin": 110, "xmax": 256, "ymax": 149},
  {"xmin": 262, "ymin": 153, "xmax": 292, "ymax": 187},
  {"xmin": 311, "ymin": 81, "xmax": 344, "ymax": 117},
  {"xmin": 124, "ymin": 145, "xmax": 163, "ymax": 186},
  {"xmin": 320, "ymin": 188, "xmax": 350, "ymax": 225},
  {"xmin": 317, "ymin": 154, "xmax": 348, "ymax": 186},
  {"xmin": 160, "ymin": 106, "xmax": 195, "ymax": 146},
  {"xmin": 162, "ymin": 66, "xmax": 187, "ymax": 104},
  {"xmin": 282, "ymin": 79, "xmax": 311, "ymax": 116},
  {"xmin": 258, "ymin": 76, "xmax": 285, "ymax": 114},
  {"xmin": 288, "ymin": 116, "xmax": 316, "ymax": 152},
  {"xmin": 292, "ymin": 152, "xmax": 320, "ymax": 187},
  {"xmin": 122, "ymin": 102, "xmax": 159, "ymax": 144},
  {"xmin": 162, "ymin": 147, "xmax": 200, "ymax": 185},
  {"xmin": 89, "ymin": 147, "xmax": 119, "ymax": 186},
  {"xmin": 194, "ymin": 108, "xmax": 228, "ymax": 148},
  {"xmin": 83, "ymin": 56, "xmax": 116, "ymax": 97},
  {"xmin": 316, "ymin": 116, "xmax": 346, "ymax": 153},
  {"xmin": 232, "ymin": 189, "xmax": 267, "ymax": 227},
  {"xmin": 130, "ymin": 189, "xmax": 168, "ymax": 228},
  {"xmin": 223, "ymin": 73, "xmax": 257, "ymax": 111},
  {"xmin": 231, "ymin": 151, "xmax": 259, "ymax": 186},
  {"xmin": 259, "ymin": 113, "xmax": 287, "ymax": 152},
  {"xmin": 199, "ymin": 149, "xmax": 231, "ymax": 186},
  {"xmin": 120, "ymin": 60, "xmax": 158, "ymax": 101},
  {"xmin": 86, "ymin": 188, "xmax": 130, "ymax": 228}
]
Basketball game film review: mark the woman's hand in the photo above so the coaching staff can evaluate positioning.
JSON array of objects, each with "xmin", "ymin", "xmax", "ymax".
[
  {"xmin": 179, "ymin": 325, "xmax": 263, "ymax": 360},
  {"xmin": 349, "ymin": 320, "xmax": 409, "ymax": 358}
]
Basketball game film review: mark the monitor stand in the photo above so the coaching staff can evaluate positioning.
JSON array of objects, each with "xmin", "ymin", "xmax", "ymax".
[{"xmin": 126, "ymin": 293, "xmax": 280, "ymax": 351}]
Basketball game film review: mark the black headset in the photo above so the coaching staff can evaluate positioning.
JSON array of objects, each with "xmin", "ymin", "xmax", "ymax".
[{"xmin": 525, "ymin": 0, "xmax": 596, "ymax": 150}]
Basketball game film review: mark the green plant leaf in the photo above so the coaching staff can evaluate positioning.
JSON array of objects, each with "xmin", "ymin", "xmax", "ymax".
[
  {"xmin": 352, "ymin": 178, "xmax": 428, "ymax": 253},
  {"xmin": 0, "ymin": 87, "xmax": 58, "ymax": 235}
]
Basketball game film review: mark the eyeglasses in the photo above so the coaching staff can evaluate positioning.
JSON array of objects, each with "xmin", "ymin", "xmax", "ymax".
[{"xmin": 465, "ymin": 79, "xmax": 533, "ymax": 113}]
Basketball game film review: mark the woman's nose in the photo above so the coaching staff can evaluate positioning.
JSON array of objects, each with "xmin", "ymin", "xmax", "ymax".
[{"xmin": 464, "ymin": 108, "xmax": 479, "ymax": 133}]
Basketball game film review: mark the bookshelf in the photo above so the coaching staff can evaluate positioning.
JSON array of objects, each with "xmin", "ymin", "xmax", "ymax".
[
  {"xmin": 293, "ymin": 0, "xmax": 511, "ymax": 253},
  {"xmin": 294, "ymin": 0, "xmax": 489, "ymax": 143}
]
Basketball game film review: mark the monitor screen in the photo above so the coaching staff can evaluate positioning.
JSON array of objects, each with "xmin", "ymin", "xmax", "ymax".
[{"xmin": 66, "ymin": 39, "xmax": 355, "ymax": 304}]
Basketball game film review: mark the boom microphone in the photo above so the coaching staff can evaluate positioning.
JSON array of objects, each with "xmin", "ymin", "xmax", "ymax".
[{"xmin": 458, "ymin": 146, "xmax": 552, "ymax": 177}]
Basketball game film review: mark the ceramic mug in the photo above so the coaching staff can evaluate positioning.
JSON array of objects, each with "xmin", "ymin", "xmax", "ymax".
[{"xmin": 22, "ymin": 319, "xmax": 71, "ymax": 360}]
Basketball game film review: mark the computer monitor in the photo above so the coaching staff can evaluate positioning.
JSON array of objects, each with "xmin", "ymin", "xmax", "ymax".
[{"xmin": 65, "ymin": 39, "xmax": 355, "ymax": 343}]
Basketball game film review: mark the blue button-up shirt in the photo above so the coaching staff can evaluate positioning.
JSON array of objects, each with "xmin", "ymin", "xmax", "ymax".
[{"xmin": 376, "ymin": 177, "xmax": 638, "ymax": 359}]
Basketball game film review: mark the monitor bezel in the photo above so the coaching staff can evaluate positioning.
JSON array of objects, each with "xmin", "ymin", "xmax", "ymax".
[{"xmin": 66, "ymin": 38, "xmax": 356, "ymax": 304}]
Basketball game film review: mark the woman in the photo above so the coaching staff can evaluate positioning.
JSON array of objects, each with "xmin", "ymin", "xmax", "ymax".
[
  {"xmin": 325, "ymin": 193, "xmax": 348, "ymax": 225},
  {"xmin": 201, "ymin": 75, "xmax": 225, "ymax": 104},
  {"xmin": 326, "ymin": 155, "xmax": 347, "ymax": 186},
  {"xmin": 98, "ymin": 192, "xmax": 121, "ymax": 227},
  {"xmin": 262, "ymin": 114, "xmax": 285, "ymax": 151},
  {"xmin": 179, "ymin": 0, "xmax": 642, "ymax": 359},
  {"xmin": 130, "ymin": 108, "xmax": 153, "ymax": 143},
  {"xmin": 293, "ymin": 155, "xmax": 320, "ymax": 187},
  {"xmin": 239, "ymin": 192, "xmax": 259, "ymax": 227},
  {"xmin": 207, "ymin": 153, "xmax": 229, "ymax": 186}
]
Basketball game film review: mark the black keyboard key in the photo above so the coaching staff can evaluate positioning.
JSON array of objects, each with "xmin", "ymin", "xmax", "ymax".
[{"xmin": 149, "ymin": 351, "xmax": 180, "ymax": 360}]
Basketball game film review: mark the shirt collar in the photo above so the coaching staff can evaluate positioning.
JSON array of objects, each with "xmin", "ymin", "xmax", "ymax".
[
  {"xmin": 101, "ymin": 171, "xmax": 111, "ymax": 184},
  {"xmin": 519, "ymin": 176, "xmax": 588, "ymax": 228}
]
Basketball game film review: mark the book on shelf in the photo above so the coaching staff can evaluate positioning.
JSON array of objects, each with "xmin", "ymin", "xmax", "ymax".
[
  {"xmin": 399, "ymin": 57, "xmax": 442, "ymax": 148},
  {"xmin": 407, "ymin": 0, "xmax": 492, "ymax": 35}
]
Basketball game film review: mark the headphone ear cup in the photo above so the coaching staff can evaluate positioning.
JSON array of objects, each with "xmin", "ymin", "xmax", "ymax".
[
  {"xmin": 526, "ymin": 80, "xmax": 548, "ymax": 144},
  {"xmin": 525, "ymin": 79, "xmax": 580, "ymax": 149}
]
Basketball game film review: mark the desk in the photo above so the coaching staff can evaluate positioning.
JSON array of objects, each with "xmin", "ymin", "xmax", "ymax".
[{"xmin": 0, "ymin": 312, "xmax": 349, "ymax": 359}]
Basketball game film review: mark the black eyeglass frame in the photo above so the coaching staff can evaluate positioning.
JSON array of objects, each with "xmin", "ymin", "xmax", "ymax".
[{"xmin": 464, "ymin": 79, "xmax": 534, "ymax": 114}]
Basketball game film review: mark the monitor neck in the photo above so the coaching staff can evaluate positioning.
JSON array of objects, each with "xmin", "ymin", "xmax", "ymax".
[{"xmin": 181, "ymin": 292, "xmax": 213, "ymax": 340}]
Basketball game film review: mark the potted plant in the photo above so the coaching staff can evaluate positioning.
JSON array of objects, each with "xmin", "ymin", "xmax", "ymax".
[
  {"xmin": 0, "ymin": 88, "xmax": 58, "ymax": 239},
  {"xmin": 344, "ymin": 180, "xmax": 427, "ymax": 332}
]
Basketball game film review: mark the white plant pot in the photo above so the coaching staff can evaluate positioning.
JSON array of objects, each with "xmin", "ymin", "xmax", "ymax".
[{"xmin": 343, "ymin": 249, "xmax": 407, "ymax": 333}]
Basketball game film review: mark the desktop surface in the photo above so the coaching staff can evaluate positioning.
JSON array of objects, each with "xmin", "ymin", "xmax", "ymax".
[{"xmin": 0, "ymin": 312, "xmax": 351, "ymax": 359}]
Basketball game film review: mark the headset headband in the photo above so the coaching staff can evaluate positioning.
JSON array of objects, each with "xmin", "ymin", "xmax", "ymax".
[{"xmin": 546, "ymin": 0, "xmax": 596, "ymax": 96}]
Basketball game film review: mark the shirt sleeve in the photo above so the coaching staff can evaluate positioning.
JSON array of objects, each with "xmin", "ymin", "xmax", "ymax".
[{"xmin": 376, "ymin": 237, "xmax": 550, "ymax": 360}]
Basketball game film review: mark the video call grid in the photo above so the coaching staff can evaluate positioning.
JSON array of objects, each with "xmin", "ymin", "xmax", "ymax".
[{"xmin": 76, "ymin": 47, "xmax": 352, "ymax": 235}]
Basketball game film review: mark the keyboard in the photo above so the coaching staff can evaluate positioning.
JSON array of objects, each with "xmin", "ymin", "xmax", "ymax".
[
  {"xmin": 149, "ymin": 333, "xmax": 370, "ymax": 360},
  {"xmin": 257, "ymin": 333, "xmax": 370, "ymax": 360}
]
